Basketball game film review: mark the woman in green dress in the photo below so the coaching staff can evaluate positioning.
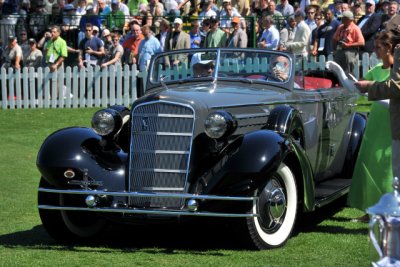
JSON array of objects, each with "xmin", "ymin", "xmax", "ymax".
[{"xmin": 348, "ymin": 31, "xmax": 395, "ymax": 222}]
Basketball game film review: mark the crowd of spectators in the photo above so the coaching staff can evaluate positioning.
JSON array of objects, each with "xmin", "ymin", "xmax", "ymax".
[{"xmin": 0, "ymin": 0, "xmax": 399, "ymax": 75}]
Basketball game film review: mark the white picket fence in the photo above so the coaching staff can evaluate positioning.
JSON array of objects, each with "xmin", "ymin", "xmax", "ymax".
[
  {"xmin": 0, "ymin": 53, "xmax": 379, "ymax": 110},
  {"xmin": 0, "ymin": 64, "xmax": 141, "ymax": 109}
]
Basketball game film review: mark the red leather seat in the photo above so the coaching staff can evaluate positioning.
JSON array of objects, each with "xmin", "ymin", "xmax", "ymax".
[{"xmin": 295, "ymin": 76, "xmax": 333, "ymax": 90}]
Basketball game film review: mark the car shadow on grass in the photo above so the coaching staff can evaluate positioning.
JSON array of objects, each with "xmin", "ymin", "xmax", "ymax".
[
  {"xmin": 0, "ymin": 219, "xmax": 249, "ymax": 253},
  {"xmin": 0, "ymin": 197, "xmax": 367, "ymax": 252}
]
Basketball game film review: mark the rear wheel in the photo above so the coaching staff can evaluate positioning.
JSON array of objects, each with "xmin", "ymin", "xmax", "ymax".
[
  {"xmin": 38, "ymin": 178, "xmax": 107, "ymax": 242},
  {"xmin": 245, "ymin": 163, "xmax": 298, "ymax": 249}
]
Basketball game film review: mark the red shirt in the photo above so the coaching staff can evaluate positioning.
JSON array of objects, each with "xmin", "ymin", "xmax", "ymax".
[{"xmin": 122, "ymin": 33, "xmax": 144, "ymax": 57}]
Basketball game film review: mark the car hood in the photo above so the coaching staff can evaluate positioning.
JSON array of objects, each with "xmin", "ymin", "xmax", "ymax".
[{"xmin": 144, "ymin": 81, "xmax": 290, "ymax": 109}]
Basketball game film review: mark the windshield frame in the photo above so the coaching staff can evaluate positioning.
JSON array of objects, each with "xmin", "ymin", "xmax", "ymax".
[{"xmin": 146, "ymin": 48, "xmax": 295, "ymax": 91}]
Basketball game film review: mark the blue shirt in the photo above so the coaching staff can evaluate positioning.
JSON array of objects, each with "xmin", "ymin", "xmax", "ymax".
[
  {"xmin": 190, "ymin": 32, "xmax": 201, "ymax": 49},
  {"xmin": 260, "ymin": 26, "xmax": 280, "ymax": 50},
  {"xmin": 98, "ymin": 6, "xmax": 112, "ymax": 24},
  {"xmin": 276, "ymin": 3, "xmax": 294, "ymax": 16},
  {"xmin": 79, "ymin": 36, "xmax": 104, "ymax": 62},
  {"xmin": 138, "ymin": 35, "xmax": 161, "ymax": 71}
]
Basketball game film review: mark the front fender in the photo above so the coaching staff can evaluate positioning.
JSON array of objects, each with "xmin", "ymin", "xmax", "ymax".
[
  {"xmin": 37, "ymin": 127, "xmax": 128, "ymax": 190},
  {"xmin": 199, "ymin": 130, "xmax": 290, "ymax": 196}
]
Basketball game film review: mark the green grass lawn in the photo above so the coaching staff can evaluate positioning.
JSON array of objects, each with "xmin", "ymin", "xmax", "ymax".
[{"xmin": 0, "ymin": 108, "xmax": 375, "ymax": 267}]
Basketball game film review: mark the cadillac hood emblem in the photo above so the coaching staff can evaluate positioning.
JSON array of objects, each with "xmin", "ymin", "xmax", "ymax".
[{"xmin": 142, "ymin": 117, "xmax": 149, "ymax": 131}]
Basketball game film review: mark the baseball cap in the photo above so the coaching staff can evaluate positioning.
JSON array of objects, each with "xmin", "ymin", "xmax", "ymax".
[
  {"xmin": 111, "ymin": 0, "xmax": 119, "ymax": 5},
  {"xmin": 342, "ymin": 10, "xmax": 354, "ymax": 20},
  {"xmin": 28, "ymin": 38, "xmax": 37, "ymax": 44},
  {"xmin": 86, "ymin": 4, "xmax": 94, "ymax": 10},
  {"xmin": 191, "ymin": 53, "xmax": 214, "ymax": 66},
  {"xmin": 174, "ymin": 18, "xmax": 183, "ymax": 24},
  {"xmin": 231, "ymin": 16, "xmax": 240, "ymax": 24},
  {"xmin": 8, "ymin": 36, "xmax": 17, "ymax": 42},
  {"xmin": 365, "ymin": 0, "xmax": 375, "ymax": 5},
  {"xmin": 102, "ymin": 29, "xmax": 111, "ymax": 37},
  {"xmin": 93, "ymin": 26, "xmax": 99, "ymax": 32}
]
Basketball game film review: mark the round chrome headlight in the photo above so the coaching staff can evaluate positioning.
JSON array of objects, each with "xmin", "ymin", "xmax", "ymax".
[
  {"xmin": 92, "ymin": 109, "xmax": 119, "ymax": 136},
  {"xmin": 204, "ymin": 111, "xmax": 236, "ymax": 139}
]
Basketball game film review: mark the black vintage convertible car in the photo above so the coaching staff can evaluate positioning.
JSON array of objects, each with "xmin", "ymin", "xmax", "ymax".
[{"xmin": 37, "ymin": 48, "xmax": 365, "ymax": 249}]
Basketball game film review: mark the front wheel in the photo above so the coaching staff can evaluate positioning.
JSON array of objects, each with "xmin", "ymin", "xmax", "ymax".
[
  {"xmin": 38, "ymin": 178, "xmax": 107, "ymax": 243},
  {"xmin": 245, "ymin": 163, "xmax": 298, "ymax": 249}
]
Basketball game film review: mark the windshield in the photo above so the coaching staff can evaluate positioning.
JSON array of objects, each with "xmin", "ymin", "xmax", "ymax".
[{"xmin": 149, "ymin": 49, "xmax": 293, "ymax": 87}]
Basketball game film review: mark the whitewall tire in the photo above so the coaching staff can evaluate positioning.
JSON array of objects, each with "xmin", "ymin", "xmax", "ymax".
[{"xmin": 246, "ymin": 163, "xmax": 298, "ymax": 249}]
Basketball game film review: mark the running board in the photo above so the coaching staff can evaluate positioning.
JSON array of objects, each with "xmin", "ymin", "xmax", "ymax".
[{"xmin": 314, "ymin": 178, "xmax": 351, "ymax": 208}]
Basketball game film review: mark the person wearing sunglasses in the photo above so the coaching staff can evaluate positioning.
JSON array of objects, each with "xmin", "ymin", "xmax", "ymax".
[
  {"xmin": 100, "ymin": 32, "xmax": 124, "ymax": 68},
  {"xmin": 267, "ymin": 55, "xmax": 290, "ymax": 82},
  {"xmin": 305, "ymin": 4, "xmax": 318, "ymax": 32},
  {"xmin": 309, "ymin": 12, "xmax": 324, "ymax": 56},
  {"xmin": 191, "ymin": 54, "xmax": 215, "ymax": 78},
  {"xmin": 25, "ymin": 38, "xmax": 43, "ymax": 69},
  {"xmin": 310, "ymin": 9, "xmax": 340, "ymax": 57},
  {"xmin": 78, "ymin": 23, "xmax": 105, "ymax": 68},
  {"xmin": 19, "ymin": 30, "xmax": 30, "ymax": 64}
]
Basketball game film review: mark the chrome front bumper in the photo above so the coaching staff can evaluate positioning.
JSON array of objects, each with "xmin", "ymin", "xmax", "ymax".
[{"xmin": 38, "ymin": 188, "xmax": 259, "ymax": 218}]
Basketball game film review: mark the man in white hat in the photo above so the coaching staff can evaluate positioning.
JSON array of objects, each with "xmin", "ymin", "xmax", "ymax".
[
  {"xmin": 333, "ymin": 10, "xmax": 365, "ymax": 76},
  {"xmin": 190, "ymin": 52, "xmax": 215, "ymax": 77},
  {"xmin": 165, "ymin": 17, "xmax": 190, "ymax": 66}
]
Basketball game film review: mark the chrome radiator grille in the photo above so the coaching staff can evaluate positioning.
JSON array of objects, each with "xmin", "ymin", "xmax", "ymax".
[{"xmin": 129, "ymin": 101, "xmax": 194, "ymax": 208}]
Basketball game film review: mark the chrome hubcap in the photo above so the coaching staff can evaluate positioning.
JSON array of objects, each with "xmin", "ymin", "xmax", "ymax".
[
  {"xmin": 258, "ymin": 177, "xmax": 287, "ymax": 232},
  {"xmin": 268, "ymin": 188, "xmax": 286, "ymax": 220}
]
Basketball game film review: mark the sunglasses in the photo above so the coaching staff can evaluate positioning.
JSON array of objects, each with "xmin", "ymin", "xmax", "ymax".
[
  {"xmin": 112, "ymin": 39, "xmax": 119, "ymax": 42},
  {"xmin": 315, "ymin": 17, "xmax": 322, "ymax": 20},
  {"xmin": 85, "ymin": 29, "xmax": 92, "ymax": 32}
]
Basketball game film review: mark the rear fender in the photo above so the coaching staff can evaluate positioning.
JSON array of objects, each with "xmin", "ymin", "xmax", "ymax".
[
  {"xmin": 37, "ymin": 127, "xmax": 128, "ymax": 191},
  {"xmin": 342, "ymin": 112, "xmax": 367, "ymax": 178}
]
